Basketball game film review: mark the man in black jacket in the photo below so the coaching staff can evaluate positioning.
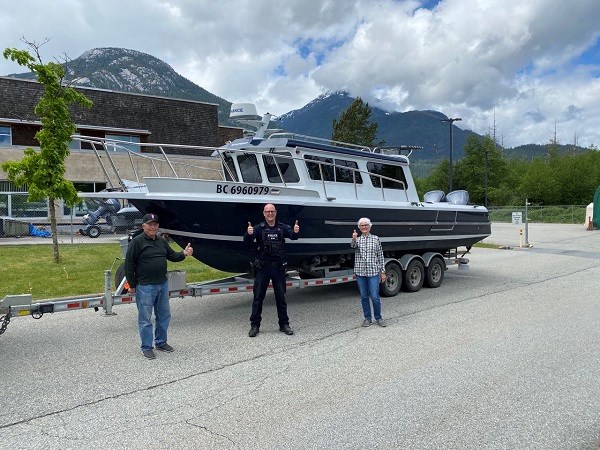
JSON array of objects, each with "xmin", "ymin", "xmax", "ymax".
[
  {"xmin": 244, "ymin": 203, "xmax": 299, "ymax": 337},
  {"xmin": 125, "ymin": 213, "xmax": 193, "ymax": 359}
]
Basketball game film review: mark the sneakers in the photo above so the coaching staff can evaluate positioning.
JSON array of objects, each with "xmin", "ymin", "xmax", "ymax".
[
  {"xmin": 142, "ymin": 349, "xmax": 156, "ymax": 360},
  {"xmin": 279, "ymin": 324, "xmax": 294, "ymax": 335},
  {"xmin": 249, "ymin": 326, "xmax": 260, "ymax": 337},
  {"xmin": 362, "ymin": 319, "xmax": 372, "ymax": 327},
  {"xmin": 156, "ymin": 343, "xmax": 174, "ymax": 352},
  {"xmin": 376, "ymin": 319, "xmax": 387, "ymax": 327}
]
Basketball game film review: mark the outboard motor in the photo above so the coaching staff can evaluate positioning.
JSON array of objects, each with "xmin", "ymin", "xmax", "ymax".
[
  {"xmin": 79, "ymin": 198, "xmax": 121, "ymax": 238},
  {"xmin": 446, "ymin": 190, "xmax": 469, "ymax": 205},
  {"xmin": 423, "ymin": 190, "xmax": 446, "ymax": 203}
]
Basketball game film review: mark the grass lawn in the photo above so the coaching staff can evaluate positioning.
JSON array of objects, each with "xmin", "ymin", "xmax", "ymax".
[{"xmin": 0, "ymin": 242, "xmax": 232, "ymax": 301}]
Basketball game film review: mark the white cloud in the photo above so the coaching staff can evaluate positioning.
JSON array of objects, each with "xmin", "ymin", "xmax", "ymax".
[{"xmin": 1, "ymin": 0, "xmax": 599, "ymax": 147}]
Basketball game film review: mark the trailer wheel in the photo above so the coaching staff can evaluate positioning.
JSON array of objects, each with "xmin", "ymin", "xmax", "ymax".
[
  {"xmin": 115, "ymin": 263, "xmax": 127, "ymax": 293},
  {"xmin": 380, "ymin": 262, "xmax": 401, "ymax": 297},
  {"xmin": 402, "ymin": 259, "xmax": 424, "ymax": 292},
  {"xmin": 87, "ymin": 225, "xmax": 101, "ymax": 238},
  {"xmin": 425, "ymin": 256, "xmax": 445, "ymax": 288}
]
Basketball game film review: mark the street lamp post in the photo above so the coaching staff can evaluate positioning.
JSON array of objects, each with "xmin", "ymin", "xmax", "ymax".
[
  {"xmin": 484, "ymin": 148, "xmax": 489, "ymax": 208},
  {"xmin": 441, "ymin": 117, "xmax": 461, "ymax": 192}
]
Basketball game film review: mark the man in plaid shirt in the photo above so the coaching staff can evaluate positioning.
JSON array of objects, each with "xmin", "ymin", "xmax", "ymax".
[{"xmin": 351, "ymin": 217, "xmax": 387, "ymax": 327}]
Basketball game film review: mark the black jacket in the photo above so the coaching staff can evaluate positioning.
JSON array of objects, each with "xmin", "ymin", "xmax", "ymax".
[
  {"xmin": 244, "ymin": 221, "xmax": 299, "ymax": 262},
  {"xmin": 124, "ymin": 233, "xmax": 185, "ymax": 287}
]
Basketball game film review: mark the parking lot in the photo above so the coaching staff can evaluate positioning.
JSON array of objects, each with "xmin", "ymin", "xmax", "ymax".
[{"xmin": 1, "ymin": 223, "xmax": 600, "ymax": 449}]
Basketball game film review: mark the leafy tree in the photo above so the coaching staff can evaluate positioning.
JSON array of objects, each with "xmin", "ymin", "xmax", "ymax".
[
  {"xmin": 332, "ymin": 97, "xmax": 380, "ymax": 147},
  {"xmin": 453, "ymin": 135, "xmax": 507, "ymax": 205},
  {"xmin": 416, "ymin": 159, "xmax": 450, "ymax": 198},
  {"xmin": 2, "ymin": 40, "xmax": 92, "ymax": 262}
]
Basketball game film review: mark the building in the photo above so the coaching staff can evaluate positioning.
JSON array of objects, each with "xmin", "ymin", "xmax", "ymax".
[{"xmin": 0, "ymin": 77, "xmax": 242, "ymax": 221}]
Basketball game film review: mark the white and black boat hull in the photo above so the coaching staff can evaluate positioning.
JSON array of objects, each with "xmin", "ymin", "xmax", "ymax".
[{"xmin": 129, "ymin": 199, "xmax": 491, "ymax": 273}]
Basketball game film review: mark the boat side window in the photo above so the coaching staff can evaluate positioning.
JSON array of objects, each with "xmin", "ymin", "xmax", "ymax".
[
  {"xmin": 238, "ymin": 154, "xmax": 262, "ymax": 183},
  {"xmin": 335, "ymin": 159, "xmax": 362, "ymax": 184},
  {"xmin": 222, "ymin": 154, "xmax": 239, "ymax": 181},
  {"xmin": 367, "ymin": 162, "xmax": 407, "ymax": 190},
  {"xmin": 305, "ymin": 155, "xmax": 334, "ymax": 181},
  {"xmin": 263, "ymin": 152, "xmax": 300, "ymax": 183}
]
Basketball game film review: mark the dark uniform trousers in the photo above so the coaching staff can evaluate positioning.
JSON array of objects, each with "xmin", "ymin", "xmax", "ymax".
[{"xmin": 250, "ymin": 262, "xmax": 289, "ymax": 327}]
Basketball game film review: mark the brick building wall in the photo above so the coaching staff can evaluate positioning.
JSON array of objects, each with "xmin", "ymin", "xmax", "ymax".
[{"xmin": 0, "ymin": 76, "xmax": 242, "ymax": 150}]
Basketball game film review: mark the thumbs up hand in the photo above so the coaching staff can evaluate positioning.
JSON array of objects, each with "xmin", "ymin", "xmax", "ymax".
[
  {"xmin": 184, "ymin": 243, "xmax": 193, "ymax": 256},
  {"xmin": 247, "ymin": 222, "xmax": 254, "ymax": 235},
  {"xmin": 352, "ymin": 229, "xmax": 358, "ymax": 239},
  {"xmin": 293, "ymin": 220, "xmax": 300, "ymax": 233}
]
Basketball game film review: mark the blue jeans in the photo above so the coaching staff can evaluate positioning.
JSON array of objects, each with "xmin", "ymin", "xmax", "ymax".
[
  {"xmin": 356, "ymin": 275, "xmax": 382, "ymax": 321},
  {"xmin": 136, "ymin": 281, "xmax": 170, "ymax": 351}
]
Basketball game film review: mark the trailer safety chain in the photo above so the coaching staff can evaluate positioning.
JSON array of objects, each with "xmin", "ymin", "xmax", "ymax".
[{"xmin": 0, "ymin": 313, "xmax": 11, "ymax": 336}]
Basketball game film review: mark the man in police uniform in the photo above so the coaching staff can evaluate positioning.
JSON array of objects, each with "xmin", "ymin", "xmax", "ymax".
[{"xmin": 244, "ymin": 203, "xmax": 300, "ymax": 337}]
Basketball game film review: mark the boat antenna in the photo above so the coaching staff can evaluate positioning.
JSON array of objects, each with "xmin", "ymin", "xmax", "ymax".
[{"xmin": 229, "ymin": 103, "xmax": 274, "ymax": 139}]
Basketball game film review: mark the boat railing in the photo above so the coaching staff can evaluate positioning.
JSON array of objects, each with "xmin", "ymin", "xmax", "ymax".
[
  {"xmin": 372, "ymin": 145, "xmax": 423, "ymax": 158},
  {"xmin": 72, "ymin": 135, "xmax": 409, "ymax": 201},
  {"xmin": 72, "ymin": 136, "xmax": 225, "ymax": 190},
  {"xmin": 267, "ymin": 132, "xmax": 372, "ymax": 152}
]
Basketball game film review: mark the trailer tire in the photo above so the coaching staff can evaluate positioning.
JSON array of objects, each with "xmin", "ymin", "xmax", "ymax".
[
  {"xmin": 380, "ymin": 262, "xmax": 401, "ymax": 297},
  {"xmin": 87, "ymin": 225, "xmax": 101, "ymax": 238},
  {"xmin": 425, "ymin": 256, "xmax": 445, "ymax": 288},
  {"xmin": 402, "ymin": 259, "xmax": 424, "ymax": 292},
  {"xmin": 115, "ymin": 263, "xmax": 127, "ymax": 293}
]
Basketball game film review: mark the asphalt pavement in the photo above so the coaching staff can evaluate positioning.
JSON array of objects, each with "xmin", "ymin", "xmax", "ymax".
[{"xmin": 1, "ymin": 223, "xmax": 600, "ymax": 449}]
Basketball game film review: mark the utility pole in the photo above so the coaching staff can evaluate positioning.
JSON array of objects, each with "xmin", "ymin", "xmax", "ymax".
[
  {"xmin": 441, "ymin": 117, "xmax": 462, "ymax": 192},
  {"xmin": 484, "ymin": 149, "xmax": 489, "ymax": 208}
]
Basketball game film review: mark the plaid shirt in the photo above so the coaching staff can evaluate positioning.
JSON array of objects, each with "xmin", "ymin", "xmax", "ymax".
[{"xmin": 351, "ymin": 233, "xmax": 384, "ymax": 276}]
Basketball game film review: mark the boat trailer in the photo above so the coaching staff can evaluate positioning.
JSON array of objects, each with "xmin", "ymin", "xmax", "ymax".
[{"xmin": 0, "ymin": 249, "xmax": 470, "ymax": 337}]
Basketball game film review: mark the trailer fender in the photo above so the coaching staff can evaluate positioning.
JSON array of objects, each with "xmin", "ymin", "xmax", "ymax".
[
  {"xmin": 421, "ymin": 252, "xmax": 447, "ymax": 270},
  {"xmin": 397, "ymin": 254, "xmax": 423, "ymax": 271}
]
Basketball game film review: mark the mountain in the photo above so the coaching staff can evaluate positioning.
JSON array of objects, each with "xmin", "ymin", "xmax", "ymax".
[
  {"xmin": 8, "ymin": 47, "xmax": 234, "ymax": 124},
  {"xmin": 277, "ymin": 91, "xmax": 477, "ymax": 161},
  {"xmin": 9, "ymin": 47, "xmax": 587, "ymax": 163}
]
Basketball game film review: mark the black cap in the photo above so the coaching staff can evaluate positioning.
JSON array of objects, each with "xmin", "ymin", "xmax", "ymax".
[{"xmin": 143, "ymin": 213, "xmax": 159, "ymax": 224}]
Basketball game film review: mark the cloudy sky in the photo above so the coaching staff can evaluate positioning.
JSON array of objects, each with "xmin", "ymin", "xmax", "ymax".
[{"xmin": 1, "ymin": 0, "xmax": 600, "ymax": 148}]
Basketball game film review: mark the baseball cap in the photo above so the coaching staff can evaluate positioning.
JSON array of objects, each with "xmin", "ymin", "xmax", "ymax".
[{"xmin": 143, "ymin": 213, "xmax": 159, "ymax": 224}]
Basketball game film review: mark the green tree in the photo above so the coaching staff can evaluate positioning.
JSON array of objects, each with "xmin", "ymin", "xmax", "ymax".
[
  {"xmin": 453, "ymin": 135, "xmax": 507, "ymax": 205},
  {"xmin": 2, "ymin": 41, "xmax": 92, "ymax": 262},
  {"xmin": 332, "ymin": 97, "xmax": 379, "ymax": 147},
  {"xmin": 416, "ymin": 159, "xmax": 450, "ymax": 198}
]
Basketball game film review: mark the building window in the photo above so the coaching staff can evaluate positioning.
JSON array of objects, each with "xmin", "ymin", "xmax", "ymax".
[
  {"xmin": 0, "ymin": 125, "xmax": 12, "ymax": 145},
  {"xmin": 105, "ymin": 134, "xmax": 141, "ymax": 153}
]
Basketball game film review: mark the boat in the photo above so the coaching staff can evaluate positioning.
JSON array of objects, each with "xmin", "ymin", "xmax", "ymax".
[{"xmin": 77, "ymin": 103, "xmax": 491, "ymax": 275}]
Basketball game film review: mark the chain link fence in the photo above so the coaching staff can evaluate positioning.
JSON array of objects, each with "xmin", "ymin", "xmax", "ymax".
[
  {"xmin": 484, "ymin": 204, "xmax": 590, "ymax": 248},
  {"xmin": 487, "ymin": 205, "xmax": 588, "ymax": 224},
  {"xmin": 0, "ymin": 193, "xmax": 142, "ymax": 244}
]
